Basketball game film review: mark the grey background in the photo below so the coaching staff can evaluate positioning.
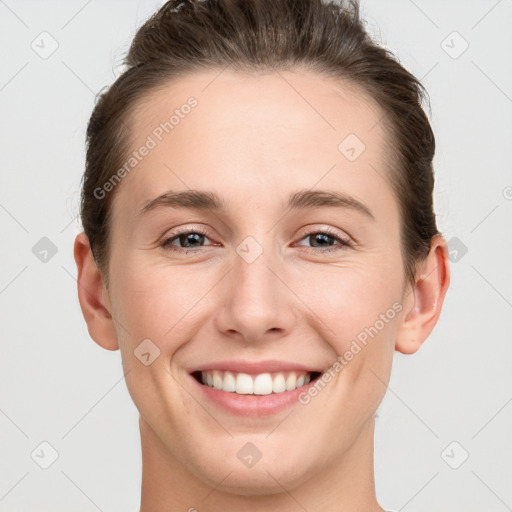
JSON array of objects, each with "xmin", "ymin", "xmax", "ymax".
[{"xmin": 1, "ymin": 0, "xmax": 511, "ymax": 511}]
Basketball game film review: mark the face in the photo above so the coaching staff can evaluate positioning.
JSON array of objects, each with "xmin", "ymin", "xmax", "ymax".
[{"xmin": 104, "ymin": 69, "xmax": 412, "ymax": 493}]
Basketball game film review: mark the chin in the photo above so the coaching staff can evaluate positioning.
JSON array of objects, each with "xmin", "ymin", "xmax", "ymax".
[{"xmin": 185, "ymin": 439, "xmax": 316, "ymax": 496}]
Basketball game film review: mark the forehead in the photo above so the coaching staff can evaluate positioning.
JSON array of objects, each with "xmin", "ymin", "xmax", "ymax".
[
  {"xmin": 112, "ymin": 68, "xmax": 395, "ymax": 221},
  {"xmin": 131, "ymin": 67, "xmax": 386, "ymax": 150}
]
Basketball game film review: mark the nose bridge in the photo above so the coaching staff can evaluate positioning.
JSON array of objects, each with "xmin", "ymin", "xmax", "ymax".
[
  {"xmin": 236, "ymin": 239, "xmax": 275, "ymax": 299},
  {"xmin": 216, "ymin": 232, "xmax": 295, "ymax": 340}
]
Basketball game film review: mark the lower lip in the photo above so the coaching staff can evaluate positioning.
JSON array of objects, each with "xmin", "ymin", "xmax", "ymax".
[{"xmin": 190, "ymin": 374, "xmax": 318, "ymax": 416}]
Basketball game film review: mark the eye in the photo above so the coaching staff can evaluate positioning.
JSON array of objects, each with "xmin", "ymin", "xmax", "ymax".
[
  {"xmin": 159, "ymin": 227, "xmax": 215, "ymax": 253},
  {"xmin": 295, "ymin": 229, "xmax": 353, "ymax": 253},
  {"xmin": 159, "ymin": 226, "xmax": 353, "ymax": 255}
]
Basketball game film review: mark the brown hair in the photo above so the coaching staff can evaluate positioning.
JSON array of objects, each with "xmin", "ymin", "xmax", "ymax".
[{"xmin": 80, "ymin": 0, "xmax": 439, "ymax": 288}]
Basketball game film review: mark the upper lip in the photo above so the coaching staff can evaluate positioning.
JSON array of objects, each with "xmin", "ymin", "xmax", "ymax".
[{"xmin": 189, "ymin": 359, "xmax": 322, "ymax": 375}]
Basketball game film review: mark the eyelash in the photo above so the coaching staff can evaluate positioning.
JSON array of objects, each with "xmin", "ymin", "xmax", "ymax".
[
  {"xmin": 159, "ymin": 227, "xmax": 353, "ymax": 254},
  {"xmin": 296, "ymin": 228, "xmax": 353, "ymax": 253}
]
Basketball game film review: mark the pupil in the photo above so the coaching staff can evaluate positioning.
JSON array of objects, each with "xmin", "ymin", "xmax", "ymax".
[
  {"xmin": 182, "ymin": 233, "xmax": 202, "ymax": 247},
  {"xmin": 313, "ymin": 233, "xmax": 331, "ymax": 246}
]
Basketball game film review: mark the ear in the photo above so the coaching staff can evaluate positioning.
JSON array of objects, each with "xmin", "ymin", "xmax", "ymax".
[
  {"xmin": 395, "ymin": 234, "xmax": 451, "ymax": 355},
  {"xmin": 73, "ymin": 232, "xmax": 119, "ymax": 351}
]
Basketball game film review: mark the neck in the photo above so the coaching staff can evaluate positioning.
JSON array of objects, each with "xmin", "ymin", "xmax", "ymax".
[{"xmin": 138, "ymin": 416, "xmax": 384, "ymax": 512}]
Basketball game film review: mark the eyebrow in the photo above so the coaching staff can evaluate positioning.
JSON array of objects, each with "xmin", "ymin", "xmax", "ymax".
[{"xmin": 138, "ymin": 189, "xmax": 375, "ymax": 220}]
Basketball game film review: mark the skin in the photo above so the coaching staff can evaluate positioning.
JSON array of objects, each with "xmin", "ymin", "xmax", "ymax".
[{"xmin": 74, "ymin": 68, "xmax": 450, "ymax": 512}]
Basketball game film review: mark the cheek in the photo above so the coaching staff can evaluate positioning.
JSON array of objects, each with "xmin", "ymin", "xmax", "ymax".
[
  {"xmin": 294, "ymin": 258, "xmax": 402, "ymax": 405},
  {"xmin": 297, "ymin": 259, "xmax": 403, "ymax": 344},
  {"xmin": 111, "ymin": 258, "xmax": 197, "ymax": 336},
  {"xmin": 108, "ymin": 262, "xmax": 200, "ymax": 428}
]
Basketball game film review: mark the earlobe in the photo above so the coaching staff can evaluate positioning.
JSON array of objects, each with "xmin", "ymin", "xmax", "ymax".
[
  {"xmin": 395, "ymin": 234, "xmax": 451, "ymax": 355},
  {"xmin": 73, "ymin": 232, "xmax": 119, "ymax": 351}
]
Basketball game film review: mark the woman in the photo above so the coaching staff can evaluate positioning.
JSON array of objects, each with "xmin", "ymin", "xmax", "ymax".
[{"xmin": 73, "ymin": 0, "xmax": 450, "ymax": 510}]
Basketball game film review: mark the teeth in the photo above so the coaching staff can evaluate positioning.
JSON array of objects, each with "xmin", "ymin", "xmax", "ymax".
[
  {"xmin": 235, "ymin": 373, "xmax": 253, "ymax": 394},
  {"xmin": 199, "ymin": 370, "xmax": 313, "ymax": 394},
  {"xmin": 212, "ymin": 370, "xmax": 223, "ymax": 390},
  {"xmin": 285, "ymin": 373, "xmax": 297, "ymax": 391},
  {"xmin": 272, "ymin": 373, "xmax": 286, "ymax": 393},
  {"xmin": 253, "ymin": 373, "xmax": 273, "ymax": 395},
  {"xmin": 223, "ymin": 371, "xmax": 236, "ymax": 392}
]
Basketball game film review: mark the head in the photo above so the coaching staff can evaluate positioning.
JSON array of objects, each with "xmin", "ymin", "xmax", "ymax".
[{"xmin": 74, "ymin": 0, "xmax": 450, "ymax": 499}]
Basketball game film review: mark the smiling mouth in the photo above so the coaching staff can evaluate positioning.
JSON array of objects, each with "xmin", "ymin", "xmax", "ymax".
[{"xmin": 191, "ymin": 370, "xmax": 322, "ymax": 395}]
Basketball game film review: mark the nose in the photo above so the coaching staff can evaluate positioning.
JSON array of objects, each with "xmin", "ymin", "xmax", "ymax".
[{"xmin": 214, "ymin": 241, "xmax": 297, "ymax": 343}]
